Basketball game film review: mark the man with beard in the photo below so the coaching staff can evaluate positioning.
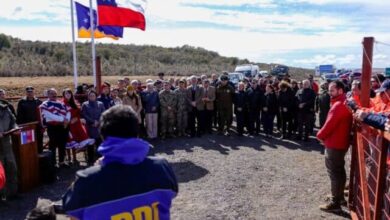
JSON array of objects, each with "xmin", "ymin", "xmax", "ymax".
[{"xmin": 317, "ymin": 80, "xmax": 352, "ymax": 212}]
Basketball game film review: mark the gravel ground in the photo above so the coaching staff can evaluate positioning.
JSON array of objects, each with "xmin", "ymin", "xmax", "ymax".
[{"xmin": 0, "ymin": 132, "xmax": 351, "ymax": 220}]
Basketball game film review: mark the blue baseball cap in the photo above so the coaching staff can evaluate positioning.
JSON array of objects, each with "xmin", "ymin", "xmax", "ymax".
[{"xmin": 375, "ymin": 79, "xmax": 390, "ymax": 93}]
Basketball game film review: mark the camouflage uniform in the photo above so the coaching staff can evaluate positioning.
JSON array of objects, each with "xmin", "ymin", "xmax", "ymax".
[
  {"xmin": 174, "ymin": 88, "xmax": 188, "ymax": 136},
  {"xmin": 159, "ymin": 89, "xmax": 177, "ymax": 137}
]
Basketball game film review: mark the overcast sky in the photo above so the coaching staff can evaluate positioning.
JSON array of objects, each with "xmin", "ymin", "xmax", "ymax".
[{"xmin": 1, "ymin": 0, "xmax": 389, "ymax": 69}]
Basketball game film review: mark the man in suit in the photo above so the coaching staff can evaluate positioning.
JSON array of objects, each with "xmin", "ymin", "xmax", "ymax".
[
  {"xmin": 201, "ymin": 79, "xmax": 216, "ymax": 134},
  {"xmin": 187, "ymin": 76, "xmax": 203, "ymax": 137}
]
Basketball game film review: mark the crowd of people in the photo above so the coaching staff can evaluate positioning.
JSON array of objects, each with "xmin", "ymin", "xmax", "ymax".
[{"xmin": 1, "ymin": 70, "xmax": 390, "ymax": 217}]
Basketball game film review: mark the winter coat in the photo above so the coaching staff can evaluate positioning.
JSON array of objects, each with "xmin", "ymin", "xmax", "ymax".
[
  {"xmin": 296, "ymin": 88, "xmax": 316, "ymax": 113},
  {"xmin": 315, "ymin": 90, "xmax": 331, "ymax": 127},
  {"xmin": 317, "ymin": 94, "xmax": 352, "ymax": 150},
  {"xmin": 81, "ymin": 101, "xmax": 105, "ymax": 139},
  {"xmin": 262, "ymin": 92, "xmax": 278, "ymax": 115},
  {"xmin": 234, "ymin": 91, "xmax": 247, "ymax": 114},
  {"xmin": 62, "ymin": 137, "xmax": 178, "ymax": 219},
  {"xmin": 16, "ymin": 97, "xmax": 42, "ymax": 124},
  {"xmin": 98, "ymin": 94, "xmax": 115, "ymax": 110},
  {"xmin": 246, "ymin": 87, "xmax": 263, "ymax": 112},
  {"xmin": 141, "ymin": 90, "xmax": 160, "ymax": 114},
  {"xmin": 278, "ymin": 88, "xmax": 295, "ymax": 115},
  {"xmin": 216, "ymin": 84, "xmax": 235, "ymax": 110}
]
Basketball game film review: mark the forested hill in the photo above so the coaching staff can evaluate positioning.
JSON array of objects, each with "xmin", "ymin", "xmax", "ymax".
[{"xmin": 0, "ymin": 34, "xmax": 312, "ymax": 78}]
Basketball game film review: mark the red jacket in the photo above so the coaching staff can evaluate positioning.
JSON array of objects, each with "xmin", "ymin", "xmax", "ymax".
[
  {"xmin": 0, "ymin": 162, "xmax": 5, "ymax": 190},
  {"xmin": 312, "ymin": 82, "xmax": 319, "ymax": 94},
  {"xmin": 317, "ymin": 94, "xmax": 352, "ymax": 150}
]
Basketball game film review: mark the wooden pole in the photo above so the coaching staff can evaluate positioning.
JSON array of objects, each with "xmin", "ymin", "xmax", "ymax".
[
  {"xmin": 96, "ymin": 56, "xmax": 102, "ymax": 94},
  {"xmin": 361, "ymin": 37, "xmax": 374, "ymax": 107}
]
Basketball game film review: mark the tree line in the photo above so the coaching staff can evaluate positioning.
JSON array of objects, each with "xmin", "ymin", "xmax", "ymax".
[{"xmin": 0, "ymin": 34, "xmax": 312, "ymax": 78}]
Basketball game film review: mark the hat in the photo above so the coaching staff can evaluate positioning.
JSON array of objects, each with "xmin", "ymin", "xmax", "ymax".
[
  {"xmin": 26, "ymin": 86, "xmax": 34, "ymax": 92},
  {"xmin": 127, "ymin": 85, "xmax": 134, "ymax": 91},
  {"xmin": 179, "ymin": 79, "xmax": 185, "ymax": 83},
  {"xmin": 145, "ymin": 79, "xmax": 154, "ymax": 84},
  {"xmin": 375, "ymin": 79, "xmax": 390, "ymax": 93},
  {"xmin": 158, "ymin": 72, "xmax": 165, "ymax": 76},
  {"xmin": 220, "ymin": 75, "xmax": 229, "ymax": 81}
]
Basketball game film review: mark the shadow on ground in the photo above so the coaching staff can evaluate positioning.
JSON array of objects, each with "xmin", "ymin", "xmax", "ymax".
[
  {"xmin": 170, "ymin": 160, "xmax": 209, "ymax": 183},
  {"xmin": 149, "ymin": 130, "xmax": 324, "ymax": 156}
]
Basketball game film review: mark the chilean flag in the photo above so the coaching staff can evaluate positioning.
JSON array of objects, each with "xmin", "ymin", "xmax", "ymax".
[
  {"xmin": 21, "ymin": 129, "xmax": 35, "ymax": 145},
  {"xmin": 97, "ymin": 0, "xmax": 146, "ymax": 31}
]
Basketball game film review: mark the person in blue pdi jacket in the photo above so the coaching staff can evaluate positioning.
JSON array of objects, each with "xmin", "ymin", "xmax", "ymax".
[{"xmin": 62, "ymin": 105, "xmax": 178, "ymax": 220}]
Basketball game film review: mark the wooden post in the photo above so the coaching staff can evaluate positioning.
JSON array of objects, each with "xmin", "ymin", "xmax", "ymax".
[
  {"xmin": 96, "ymin": 56, "xmax": 102, "ymax": 94},
  {"xmin": 361, "ymin": 37, "xmax": 374, "ymax": 107}
]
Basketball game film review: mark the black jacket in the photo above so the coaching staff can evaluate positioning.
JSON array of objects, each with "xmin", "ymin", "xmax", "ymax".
[
  {"xmin": 315, "ymin": 90, "xmax": 330, "ymax": 113},
  {"xmin": 16, "ymin": 97, "xmax": 42, "ymax": 124},
  {"xmin": 262, "ymin": 92, "xmax": 278, "ymax": 115},
  {"xmin": 234, "ymin": 91, "xmax": 247, "ymax": 114},
  {"xmin": 246, "ymin": 87, "xmax": 263, "ymax": 112},
  {"xmin": 296, "ymin": 88, "xmax": 316, "ymax": 113},
  {"xmin": 278, "ymin": 88, "xmax": 295, "ymax": 111}
]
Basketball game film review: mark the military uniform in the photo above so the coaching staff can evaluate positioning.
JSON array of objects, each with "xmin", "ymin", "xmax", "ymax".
[
  {"xmin": 159, "ymin": 89, "xmax": 177, "ymax": 138},
  {"xmin": 175, "ymin": 88, "xmax": 188, "ymax": 136},
  {"xmin": 216, "ymin": 84, "xmax": 235, "ymax": 133},
  {"xmin": 0, "ymin": 104, "xmax": 18, "ymax": 199}
]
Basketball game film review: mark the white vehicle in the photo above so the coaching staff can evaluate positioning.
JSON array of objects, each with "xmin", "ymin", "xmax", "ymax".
[
  {"xmin": 258, "ymin": 70, "xmax": 268, "ymax": 78},
  {"xmin": 228, "ymin": 72, "xmax": 244, "ymax": 86},
  {"xmin": 234, "ymin": 64, "xmax": 259, "ymax": 78}
]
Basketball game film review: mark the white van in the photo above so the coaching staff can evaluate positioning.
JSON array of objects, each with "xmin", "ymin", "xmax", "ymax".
[{"xmin": 234, "ymin": 64, "xmax": 259, "ymax": 78}]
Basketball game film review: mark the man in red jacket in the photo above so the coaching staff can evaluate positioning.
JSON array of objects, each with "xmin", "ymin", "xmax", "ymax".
[{"xmin": 317, "ymin": 80, "xmax": 352, "ymax": 212}]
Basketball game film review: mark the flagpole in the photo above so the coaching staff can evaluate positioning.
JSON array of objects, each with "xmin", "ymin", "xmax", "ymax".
[
  {"xmin": 89, "ymin": 0, "xmax": 97, "ymax": 88},
  {"xmin": 70, "ymin": 0, "xmax": 78, "ymax": 89}
]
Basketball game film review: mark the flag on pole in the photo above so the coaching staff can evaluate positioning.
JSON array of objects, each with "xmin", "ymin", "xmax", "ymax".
[
  {"xmin": 97, "ymin": 0, "xmax": 146, "ymax": 30},
  {"xmin": 75, "ymin": 1, "xmax": 123, "ymax": 40},
  {"xmin": 20, "ymin": 129, "xmax": 35, "ymax": 145}
]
